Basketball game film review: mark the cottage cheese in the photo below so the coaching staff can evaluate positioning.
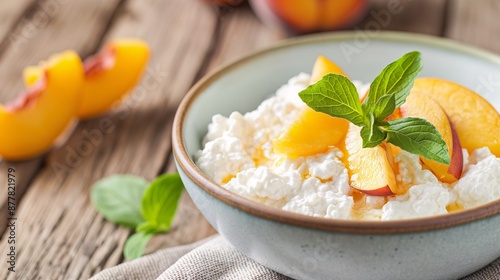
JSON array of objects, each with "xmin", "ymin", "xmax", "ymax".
[{"xmin": 195, "ymin": 74, "xmax": 500, "ymax": 221}]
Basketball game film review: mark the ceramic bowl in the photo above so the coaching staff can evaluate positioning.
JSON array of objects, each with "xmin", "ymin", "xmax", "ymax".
[{"xmin": 172, "ymin": 31, "xmax": 500, "ymax": 280}]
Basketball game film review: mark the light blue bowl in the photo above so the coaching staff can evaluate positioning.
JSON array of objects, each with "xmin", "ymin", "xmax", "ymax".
[{"xmin": 173, "ymin": 31, "xmax": 500, "ymax": 280}]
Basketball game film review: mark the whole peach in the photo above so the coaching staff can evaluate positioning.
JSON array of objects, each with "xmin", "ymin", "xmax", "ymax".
[{"xmin": 249, "ymin": 0, "xmax": 368, "ymax": 34}]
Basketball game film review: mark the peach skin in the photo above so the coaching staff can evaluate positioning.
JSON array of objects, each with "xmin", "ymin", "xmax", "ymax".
[
  {"xmin": 251, "ymin": 0, "xmax": 368, "ymax": 34},
  {"xmin": 0, "ymin": 51, "xmax": 84, "ymax": 160},
  {"xmin": 25, "ymin": 39, "xmax": 150, "ymax": 119},
  {"xmin": 345, "ymin": 124, "xmax": 398, "ymax": 196},
  {"xmin": 273, "ymin": 55, "xmax": 349, "ymax": 158},
  {"xmin": 400, "ymin": 91, "xmax": 463, "ymax": 183},
  {"xmin": 411, "ymin": 78, "xmax": 500, "ymax": 157}
]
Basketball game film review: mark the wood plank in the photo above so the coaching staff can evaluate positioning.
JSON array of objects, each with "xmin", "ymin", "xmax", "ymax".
[
  {"xmin": 0, "ymin": 0, "xmax": 217, "ymax": 278},
  {"xmin": 0, "ymin": 158, "xmax": 43, "ymax": 235},
  {"xmin": 0, "ymin": 0, "xmax": 122, "ymax": 103},
  {"xmin": 206, "ymin": 5, "xmax": 286, "ymax": 72},
  {"xmin": 359, "ymin": 0, "xmax": 447, "ymax": 35},
  {"xmin": 446, "ymin": 0, "xmax": 500, "ymax": 53},
  {"xmin": 0, "ymin": 0, "xmax": 36, "ymax": 50},
  {"xmin": 145, "ymin": 4, "xmax": 285, "ymax": 258},
  {"xmin": 0, "ymin": 0, "xmax": 124, "ymax": 239},
  {"xmin": 0, "ymin": 0, "xmax": 46, "ymax": 240}
]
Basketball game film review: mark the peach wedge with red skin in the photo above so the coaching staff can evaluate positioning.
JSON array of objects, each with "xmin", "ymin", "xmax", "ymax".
[
  {"xmin": 400, "ymin": 91, "xmax": 463, "ymax": 183},
  {"xmin": 273, "ymin": 55, "xmax": 349, "ymax": 159},
  {"xmin": 25, "ymin": 39, "xmax": 150, "ymax": 119},
  {"xmin": 0, "ymin": 51, "xmax": 84, "ymax": 160},
  {"xmin": 411, "ymin": 78, "xmax": 500, "ymax": 157},
  {"xmin": 345, "ymin": 124, "xmax": 398, "ymax": 196}
]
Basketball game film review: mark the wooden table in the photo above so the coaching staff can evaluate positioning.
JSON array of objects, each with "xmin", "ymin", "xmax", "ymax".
[{"xmin": 0, "ymin": 0, "xmax": 498, "ymax": 279}]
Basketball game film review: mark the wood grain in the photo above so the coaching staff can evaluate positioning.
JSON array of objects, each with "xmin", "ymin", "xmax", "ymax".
[
  {"xmin": 0, "ymin": 0, "xmax": 217, "ymax": 278},
  {"xmin": 0, "ymin": 0, "xmax": 123, "ymax": 103},
  {"xmin": 0, "ymin": 0, "xmax": 36, "ymax": 52},
  {"xmin": 0, "ymin": 0, "xmax": 123, "ymax": 238},
  {"xmin": 359, "ymin": 0, "xmax": 447, "ymax": 35},
  {"xmin": 206, "ymin": 5, "xmax": 286, "ymax": 72},
  {"xmin": 446, "ymin": 0, "xmax": 500, "ymax": 53}
]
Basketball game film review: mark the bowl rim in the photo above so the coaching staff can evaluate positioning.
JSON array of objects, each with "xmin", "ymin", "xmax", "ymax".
[{"xmin": 172, "ymin": 31, "xmax": 500, "ymax": 234}]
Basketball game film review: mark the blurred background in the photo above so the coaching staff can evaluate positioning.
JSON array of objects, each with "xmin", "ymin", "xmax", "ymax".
[{"xmin": 0, "ymin": 0, "xmax": 499, "ymax": 279}]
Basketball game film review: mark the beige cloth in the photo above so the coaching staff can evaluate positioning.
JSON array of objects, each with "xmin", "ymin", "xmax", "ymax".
[{"xmin": 91, "ymin": 235, "xmax": 499, "ymax": 280}]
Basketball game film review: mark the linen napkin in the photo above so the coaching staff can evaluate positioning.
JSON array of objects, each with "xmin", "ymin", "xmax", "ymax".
[{"xmin": 91, "ymin": 235, "xmax": 499, "ymax": 280}]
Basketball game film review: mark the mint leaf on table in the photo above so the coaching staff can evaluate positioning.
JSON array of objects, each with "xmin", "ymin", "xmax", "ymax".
[
  {"xmin": 90, "ymin": 172, "xmax": 185, "ymax": 260},
  {"xmin": 385, "ymin": 117, "xmax": 450, "ymax": 164},
  {"xmin": 299, "ymin": 73, "xmax": 366, "ymax": 126},
  {"xmin": 137, "ymin": 173, "xmax": 184, "ymax": 234},
  {"xmin": 124, "ymin": 231, "xmax": 154, "ymax": 261},
  {"xmin": 364, "ymin": 51, "xmax": 423, "ymax": 109},
  {"xmin": 90, "ymin": 175, "xmax": 148, "ymax": 228},
  {"xmin": 299, "ymin": 51, "xmax": 450, "ymax": 164}
]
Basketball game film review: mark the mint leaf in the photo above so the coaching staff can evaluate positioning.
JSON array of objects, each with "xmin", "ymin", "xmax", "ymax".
[
  {"xmin": 139, "ymin": 173, "xmax": 184, "ymax": 233},
  {"xmin": 124, "ymin": 231, "xmax": 154, "ymax": 260},
  {"xmin": 91, "ymin": 173, "xmax": 185, "ymax": 260},
  {"xmin": 373, "ymin": 93, "xmax": 396, "ymax": 120},
  {"xmin": 365, "ymin": 51, "xmax": 422, "ymax": 110},
  {"xmin": 360, "ymin": 113, "xmax": 386, "ymax": 148},
  {"xmin": 386, "ymin": 117, "xmax": 450, "ymax": 164},
  {"xmin": 300, "ymin": 51, "xmax": 450, "ymax": 181},
  {"xmin": 90, "ymin": 175, "xmax": 148, "ymax": 228},
  {"xmin": 299, "ymin": 74, "xmax": 365, "ymax": 126}
]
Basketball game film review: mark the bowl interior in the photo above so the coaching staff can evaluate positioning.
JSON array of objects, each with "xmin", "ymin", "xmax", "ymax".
[
  {"xmin": 184, "ymin": 32, "xmax": 500, "ymax": 158},
  {"xmin": 175, "ymin": 32, "xmax": 500, "ymax": 232}
]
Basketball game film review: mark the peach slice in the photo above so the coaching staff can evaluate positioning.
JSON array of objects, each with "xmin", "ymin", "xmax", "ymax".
[
  {"xmin": 345, "ymin": 124, "xmax": 398, "ymax": 196},
  {"xmin": 25, "ymin": 39, "xmax": 150, "ymax": 119},
  {"xmin": 23, "ymin": 66, "xmax": 44, "ymax": 86},
  {"xmin": 273, "ymin": 55, "xmax": 349, "ymax": 158},
  {"xmin": 411, "ymin": 78, "xmax": 500, "ymax": 157},
  {"xmin": 0, "ymin": 51, "xmax": 84, "ymax": 160},
  {"xmin": 273, "ymin": 107, "xmax": 350, "ymax": 158},
  {"xmin": 309, "ymin": 55, "xmax": 348, "ymax": 83},
  {"xmin": 400, "ymin": 92, "xmax": 463, "ymax": 183}
]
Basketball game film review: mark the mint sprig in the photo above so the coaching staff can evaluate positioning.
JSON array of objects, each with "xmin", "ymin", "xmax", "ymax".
[
  {"xmin": 91, "ymin": 173, "xmax": 185, "ymax": 260},
  {"xmin": 124, "ymin": 231, "xmax": 154, "ymax": 261},
  {"xmin": 298, "ymin": 51, "xmax": 450, "ymax": 164},
  {"xmin": 137, "ymin": 173, "xmax": 184, "ymax": 234},
  {"xmin": 90, "ymin": 175, "xmax": 148, "ymax": 228},
  {"xmin": 365, "ymin": 51, "xmax": 423, "ymax": 109},
  {"xmin": 299, "ymin": 74, "xmax": 365, "ymax": 126}
]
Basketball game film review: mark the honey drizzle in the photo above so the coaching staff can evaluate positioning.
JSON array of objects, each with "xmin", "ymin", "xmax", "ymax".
[
  {"xmin": 446, "ymin": 202, "xmax": 464, "ymax": 212},
  {"xmin": 221, "ymin": 174, "xmax": 235, "ymax": 184}
]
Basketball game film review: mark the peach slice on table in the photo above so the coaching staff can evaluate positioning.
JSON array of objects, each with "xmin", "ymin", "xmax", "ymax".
[
  {"xmin": 25, "ymin": 38, "xmax": 150, "ymax": 119},
  {"xmin": 411, "ymin": 78, "xmax": 500, "ymax": 157},
  {"xmin": 0, "ymin": 51, "xmax": 84, "ymax": 160},
  {"xmin": 400, "ymin": 91, "xmax": 463, "ymax": 183},
  {"xmin": 345, "ymin": 124, "xmax": 398, "ymax": 196},
  {"xmin": 273, "ymin": 55, "xmax": 349, "ymax": 159}
]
